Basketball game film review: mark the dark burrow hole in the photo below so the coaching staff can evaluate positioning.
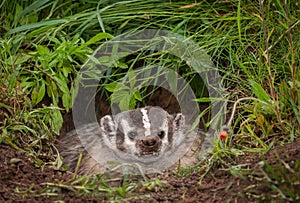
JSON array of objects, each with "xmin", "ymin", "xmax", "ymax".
[{"xmin": 60, "ymin": 86, "xmax": 209, "ymax": 137}]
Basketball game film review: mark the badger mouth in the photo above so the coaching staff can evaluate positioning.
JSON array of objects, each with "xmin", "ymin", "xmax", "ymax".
[
  {"xmin": 136, "ymin": 138, "xmax": 162, "ymax": 157},
  {"xmin": 139, "ymin": 149, "xmax": 160, "ymax": 156}
]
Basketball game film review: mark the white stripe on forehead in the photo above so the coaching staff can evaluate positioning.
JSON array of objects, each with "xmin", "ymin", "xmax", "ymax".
[{"xmin": 141, "ymin": 108, "xmax": 151, "ymax": 136}]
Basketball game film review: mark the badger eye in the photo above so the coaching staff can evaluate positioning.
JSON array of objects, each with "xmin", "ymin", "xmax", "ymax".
[
  {"xmin": 157, "ymin": 131, "xmax": 165, "ymax": 138},
  {"xmin": 128, "ymin": 131, "xmax": 137, "ymax": 139}
]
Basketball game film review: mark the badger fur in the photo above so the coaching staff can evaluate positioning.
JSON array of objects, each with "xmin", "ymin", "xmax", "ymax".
[{"xmin": 59, "ymin": 106, "xmax": 201, "ymax": 175}]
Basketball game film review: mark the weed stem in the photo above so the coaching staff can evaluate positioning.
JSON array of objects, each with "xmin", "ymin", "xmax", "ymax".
[{"xmin": 226, "ymin": 97, "xmax": 276, "ymax": 130}]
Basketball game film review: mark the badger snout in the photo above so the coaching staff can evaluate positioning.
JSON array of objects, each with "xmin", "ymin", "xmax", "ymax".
[
  {"xmin": 141, "ymin": 136, "xmax": 159, "ymax": 147},
  {"xmin": 137, "ymin": 136, "xmax": 162, "ymax": 155}
]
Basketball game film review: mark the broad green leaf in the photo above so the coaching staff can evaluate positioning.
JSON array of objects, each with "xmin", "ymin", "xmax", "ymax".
[
  {"xmin": 105, "ymin": 82, "xmax": 118, "ymax": 92},
  {"xmin": 46, "ymin": 78, "xmax": 52, "ymax": 98},
  {"xmin": 119, "ymin": 93, "xmax": 132, "ymax": 111},
  {"xmin": 36, "ymin": 45, "xmax": 50, "ymax": 56},
  {"xmin": 250, "ymin": 80, "xmax": 272, "ymax": 103},
  {"xmin": 108, "ymin": 82, "xmax": 129, "ymax": 93},
  {"xmin": 71, "ymin": 78, "xmax": 80, "ymax": 107},
  {"xmin": 117, "ymin": 61, "xmax": 128, "ymax": 69},
  {"xmin": 55, "ymin": 75, "xmax": 69, "ymax": 94},
  {"xmin": 249, "ymin": 80, "xmax": 275, "ymax": 115},
  {"xmin": 36, "ymin": 82, "xmax": 46, "ymax": 104},
  {"xmin": 50, "ymin": 81, "xmax": 59, "ymax": 105},
  {"xmin": 31, "ymin": 86, "xmax": 38, "ymax": 105},
  {"xmin": 111, "ymin": 89, "xmax": 128, "ymax": 103},
  {"xmin": 133, "ymin": 91, "xmax": 142, "ymax": 101},
  {"xmin": 62, "ymin": 93, "xmax": 71, "ymax": 111},
  {"xmin": 62, "ymin": 67, "xmax": 69, "ymax": 78},
  {"xmin": 129, "ymin": 96, "xmax": 136, "ymax": 110},
  {"xmin": 110, "ymin": 88, "xmax": 135, "ymax": 111},
  {"xmin": 96, "ymin": 56, "xmax": 115, "ymax": 67},
  {"xmin": 50, "ymin": 109, "xmax": 63, "ymax": 135}
]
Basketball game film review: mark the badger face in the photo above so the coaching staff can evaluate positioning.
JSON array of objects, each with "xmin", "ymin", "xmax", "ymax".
[
  {"xmin": 61, "ymin": 106, "xmax": 196, "ymax": 174},
  {"xmin": 100, "ymin": 106, "xmax": 185, "ymax": 159}
]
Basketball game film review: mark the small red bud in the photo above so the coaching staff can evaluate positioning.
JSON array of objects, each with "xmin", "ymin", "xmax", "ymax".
[{"xmin": 220, "ymin": 131, "xmax": 227, "ymax": 141}]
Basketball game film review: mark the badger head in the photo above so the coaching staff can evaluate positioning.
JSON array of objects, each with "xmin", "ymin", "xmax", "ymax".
[{"xmin": 100, "ymin": 106, "xmax": 185, "ymax": 159}]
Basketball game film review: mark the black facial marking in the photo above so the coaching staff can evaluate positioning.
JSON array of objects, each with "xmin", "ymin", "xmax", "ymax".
[
  {"xmin": 167, "ymin": 117, "xmax": 173, "ymax": 143},
  {"xmin": 116, "ymin": 127, "xmax": 126, "ymax": 152},
  {"xmin": 174, "ymin": 115, "xmax": 181, "ymax": 129},
  {"xmin": 148, "ymin": 107, "xmax": 165, "ymax": 128},
  {"xmin": 128, "ymin": 110, "xmax": 144, "ymax": 128}
]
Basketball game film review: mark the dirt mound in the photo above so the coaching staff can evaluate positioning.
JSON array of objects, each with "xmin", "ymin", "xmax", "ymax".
[
  {"xmin": 1, "ymin": 140, "xmax": 299, "ymax": 202},
  {"xmin": 0, "ymin": 144, "xmax": 100, "ymax": 202},
  {"xmin": 137, "ymin": 140, "xmax": 300, "ymax": 202}
]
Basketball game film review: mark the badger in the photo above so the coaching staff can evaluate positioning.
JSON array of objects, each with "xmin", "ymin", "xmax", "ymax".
[{"xmin": 59, "ymin": 106, "xmax": 201, "ymax": 175}]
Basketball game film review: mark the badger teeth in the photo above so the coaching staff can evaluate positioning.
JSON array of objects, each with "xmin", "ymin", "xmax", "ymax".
[
  {"xmin": 149, "ymin": 152, "xmax": 159, "ymax": 156},
  {"xmin": 138, "ymin": 151, "xmax": 160, "ymax": 156}
]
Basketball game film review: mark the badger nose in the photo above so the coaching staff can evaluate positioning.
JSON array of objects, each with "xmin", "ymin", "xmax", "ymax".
[{"xmin": 141, "ymin": 137, "xmax": 158, "ymax": 147}]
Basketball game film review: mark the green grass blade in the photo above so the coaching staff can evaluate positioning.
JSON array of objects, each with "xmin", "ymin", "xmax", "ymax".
[
  {"xmin": 6, "ymin": 19, "xmax": 69, "ymax": 36},
  {"xmin": 237, "ymin": 0, "xmax": 241, "ymax": 41},
  {"xmin": 13, "ymin": 0, "xmax": 52, "ymax": 26}
]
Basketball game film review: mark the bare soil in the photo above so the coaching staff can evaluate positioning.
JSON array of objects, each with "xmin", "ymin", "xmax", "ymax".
[{"xmin": 1, "ymin": 138, "xmax": 299, "ymax": 202}]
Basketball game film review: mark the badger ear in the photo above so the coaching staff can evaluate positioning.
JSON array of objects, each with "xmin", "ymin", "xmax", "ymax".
[
  {"xmin": 100, "ymin": 115, "xmax": 118, "ymax": 150},
  {"xmin": 100, "ymin": 115, "xmax": 116, "ymax": 135},
  {"xmin": 171, "ymin": 113, "xmax": 186, "ymax": 147},
  {"xmin": 173, "ymin": 113, "xmax": 185, "ymax": 131}
]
